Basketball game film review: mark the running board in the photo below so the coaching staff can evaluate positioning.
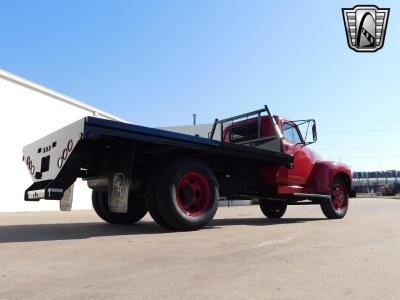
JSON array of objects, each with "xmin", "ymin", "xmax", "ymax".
[{"xmin": 292, "ymin": 193, "xmax": 331, "ymax": 200}]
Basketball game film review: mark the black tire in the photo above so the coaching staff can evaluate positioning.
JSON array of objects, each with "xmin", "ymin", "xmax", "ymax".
[
  {"xmin": 145, "ymin": 169, "xmax": 173, "ymax": 229},
  {"xmin": 320, "ymin": 177, "xmax": 349, "ymax": 219},
  {"xmin": 259, "ymin": 199, "xmax": 287, "ymax": 218},
  {"xmin": 92, "ymin": 190, "xmax": 147, "ymax": 224},
  {"xmin": 155, "ymin": 158, "xmax": 219, "ymax": 231},
  {"xmin": 92, "ymin": 191, "xmax": 108, "ymax": 221}
]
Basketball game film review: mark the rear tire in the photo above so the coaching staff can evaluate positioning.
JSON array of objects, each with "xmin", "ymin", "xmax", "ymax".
[
  {"xmin": 92, "ymin": 190, "xmax": 147, "ymax": 224},
  {"xmin": 320, "ymin": 177, "xmax": 349, "ymax": 219},
  {"xmin": 259, "ymin": 199, "xmax": 287, "ymax": 218},
  {"xmin": 145, "ymin": 169, "xmax": 173, "ymax": 229},
  {"xmin": 155, "ymin": 159, "xmax": 219, "ymax": 231}
]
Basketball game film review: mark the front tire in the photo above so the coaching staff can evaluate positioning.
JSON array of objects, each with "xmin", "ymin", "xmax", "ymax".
[
  {"xmin": 320, "ymin": 177, "xmax": 349, "ymax": 219},
  {"xmin": 92, "ymin": 191, "xmax": 147, "ymax": 224},
  {"xmin": 155, "ymin": 159, "xmax": 219, "ymax": 231},
  {"xmin": 259, "ymin": 199, "xmax": 287, "ymax": 218}
]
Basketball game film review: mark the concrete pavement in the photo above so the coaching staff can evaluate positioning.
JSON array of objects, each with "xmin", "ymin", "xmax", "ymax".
[{"xmin": 1, "ymin": 198, "xmax": 399, "ymax": 299}]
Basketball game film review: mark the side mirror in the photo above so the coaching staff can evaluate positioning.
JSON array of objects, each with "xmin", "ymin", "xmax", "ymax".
[
  {"xmin": 312, "ymin": 120, "xmax": 317, "ymax": 142},
  {"xmin": 292, "ymin": 119, "xmax": 317, "ymax": 146}
]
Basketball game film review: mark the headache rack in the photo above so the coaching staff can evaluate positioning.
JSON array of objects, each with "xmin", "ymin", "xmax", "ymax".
[{"xmin": 209, "ymin": 105, "xmax": 283, "ymax": 144}]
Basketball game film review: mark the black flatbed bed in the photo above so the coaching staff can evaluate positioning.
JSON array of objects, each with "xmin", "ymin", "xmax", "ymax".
[
  {"xmin": 23, "ymin": 113, "xmax": 293, "ymax": 201},
  {"xmin": 84, "ymin": 117, "xmax": 293, "ymax": 166}
]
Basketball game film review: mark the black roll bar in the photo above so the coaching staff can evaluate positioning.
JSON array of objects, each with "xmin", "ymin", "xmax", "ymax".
[{"xmin": 209, "ymin": 105, "xmax": 283, "ymax": 142}]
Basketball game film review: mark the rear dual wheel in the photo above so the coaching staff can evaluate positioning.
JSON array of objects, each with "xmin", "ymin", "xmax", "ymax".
[
  {"xmin": 92, "ymin": 190, "xmax": 147, "ymax": 224},
  {"xmin": 147, "ymin": 159, "xmax": 219, "ymax": 231},
  {"xmin": 145, "ymin": 169, "xmax": 173, "ymax": 229}
]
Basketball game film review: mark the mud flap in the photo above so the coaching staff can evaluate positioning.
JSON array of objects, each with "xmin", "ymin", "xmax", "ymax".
[
  {"xmin": 108, "ymin": 173, "xmax": 129, "ymax": 213},
  {"xmin": 60, "ymin": 184, "xmax": 74, "ymax": 211}
]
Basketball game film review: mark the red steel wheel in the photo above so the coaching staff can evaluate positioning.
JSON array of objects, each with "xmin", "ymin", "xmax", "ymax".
[
  {"xmin": 176, "ymin": 171, "xmax": 211, "ymax": 216},
  {"xmin": 155, "ymin": 158, "xmax": 219, "ymax": 231},
  {"xmin": 331, "ymin": 183, "xmax": 346, "ymax": 211},
  {"xmin": 320, "ymin": 177, "xmax": 349, "ymax": 219}
]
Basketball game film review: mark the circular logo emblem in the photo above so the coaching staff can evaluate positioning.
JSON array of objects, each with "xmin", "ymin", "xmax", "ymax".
[{"xmin": 112, "ymin": 173, "xmax": 126, "ymax": 201}]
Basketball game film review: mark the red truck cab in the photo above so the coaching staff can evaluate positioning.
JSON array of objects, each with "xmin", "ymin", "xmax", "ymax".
[{"xmin": 222, "ymin": 112, "xmax": 352, "ymax": 219}]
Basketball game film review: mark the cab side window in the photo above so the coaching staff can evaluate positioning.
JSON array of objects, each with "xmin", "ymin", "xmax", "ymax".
[
  {"xmin": 282, "ymin": 123, "xmax": 302, "ymax": 144},
  {"xmin": 229, "ymin": 122, "xmax": 258, "ymax": 143}
]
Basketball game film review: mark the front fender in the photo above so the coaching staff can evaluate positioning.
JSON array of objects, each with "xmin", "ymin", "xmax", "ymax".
[{"xmin": 313, "ymin": 161, "xmax": 352, "ymax": 194}]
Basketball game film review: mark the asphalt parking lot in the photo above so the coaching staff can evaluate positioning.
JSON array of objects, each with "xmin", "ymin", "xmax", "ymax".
[{"xmin": 1, "ymin": 197, "xmax": 400, "ymax": 299}]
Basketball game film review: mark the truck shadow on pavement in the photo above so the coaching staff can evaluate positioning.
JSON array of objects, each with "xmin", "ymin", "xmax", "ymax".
[{"xmin": 0, "ymin": 217, "xmax": 325, "ymax": 243}]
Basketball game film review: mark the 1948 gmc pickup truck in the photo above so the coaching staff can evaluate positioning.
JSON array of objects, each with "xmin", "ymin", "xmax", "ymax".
[{"xmin": 22, "ymin": 106, "xmax": 352, "ymax": 231}]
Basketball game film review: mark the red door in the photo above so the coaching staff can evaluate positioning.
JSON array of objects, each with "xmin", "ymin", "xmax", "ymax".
[{"xmin": 281, "ymin": 122, "xmax": 314, "ymax": 186}]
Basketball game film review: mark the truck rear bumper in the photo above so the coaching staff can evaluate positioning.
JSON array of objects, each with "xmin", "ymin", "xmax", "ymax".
[
  {"xmin": 25, "ymin": 188, "xmax": 64, "ymax": 201},
  {"xmin": 24, "ymin": 179, "xmax": 68, "ymax": 201}
]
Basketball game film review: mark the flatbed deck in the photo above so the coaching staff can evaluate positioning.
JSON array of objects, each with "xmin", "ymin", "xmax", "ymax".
[
  {"xmin": 23, "ymin": 116, "xmax": 292, "ymax": 201},
  {"xmin": 84, "ymin": 117, "xmax": 293, "ymax": 166}
]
